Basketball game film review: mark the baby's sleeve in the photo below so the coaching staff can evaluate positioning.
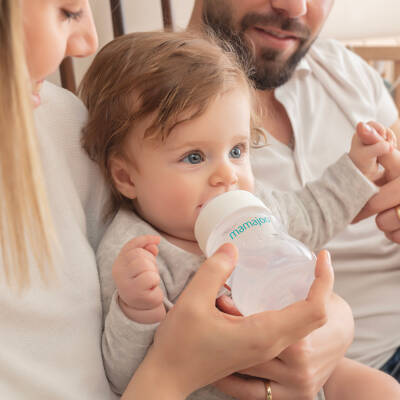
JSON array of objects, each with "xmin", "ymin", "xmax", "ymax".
[
  {"xmin": 255, "ymin": 153, "xmax": 378, "ymax": 251},
  {"xmin": 97, "ymin": 212, "xmax": 162, "ymax": 395},
  {"xmin": 102, "ymin": 291, "xmax": 160, "ymax": 394}
]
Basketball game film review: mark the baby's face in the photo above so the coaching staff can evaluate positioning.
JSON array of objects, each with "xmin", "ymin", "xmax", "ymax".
[{"xmin": 120, "ymin": 88, "xmax": 254, "ymax": 242}]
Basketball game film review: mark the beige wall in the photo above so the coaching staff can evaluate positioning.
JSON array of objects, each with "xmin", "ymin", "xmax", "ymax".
[
  {"xmin": 321, "ymin": 0, "xmax": 400, "ymax": 39},
  {"xmin": 48, "ymin": 0, "xmax": 400, "ymax": 86}
]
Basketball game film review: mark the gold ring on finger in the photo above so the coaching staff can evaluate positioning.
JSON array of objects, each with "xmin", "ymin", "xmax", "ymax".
[
  {"xmin": 264, "ymin": 380, "xmax": 272, "ymax": 400},
  {"xmin": 396, "ymin": 205, "xmax": 400, "ymax": 222}
]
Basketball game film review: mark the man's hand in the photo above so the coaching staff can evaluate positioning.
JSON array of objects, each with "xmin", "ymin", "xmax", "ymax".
[
  {"xmin": 353, "ymin": 176, "xmax": 400, "ymax": 242},
  {"xmin": 354, "ymin": 119, "xmax": 400, "ymax": 243}
]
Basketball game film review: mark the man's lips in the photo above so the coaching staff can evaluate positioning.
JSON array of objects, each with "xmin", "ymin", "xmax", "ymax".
[
  {"xmin": 248, "ymin": 26, "xmax": 302, "ymax": 50},
  {"xmin": 254, "ymin": 26, "xmax": 305, "ymax": 40}
]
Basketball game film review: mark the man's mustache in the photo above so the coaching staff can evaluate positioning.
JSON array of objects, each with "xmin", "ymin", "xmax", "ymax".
[{"xmin": 240, "ymin": 12, "xmax": 310, "ymax": 40}]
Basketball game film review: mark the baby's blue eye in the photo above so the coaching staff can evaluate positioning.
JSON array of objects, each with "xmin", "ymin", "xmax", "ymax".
[
  {"xmin": 182, "ymin": 152, "xmax": 204, "ymax": 164},
  {"xmin": 230, "ymin": 146, "xmax": 241, "ymax": 159}
]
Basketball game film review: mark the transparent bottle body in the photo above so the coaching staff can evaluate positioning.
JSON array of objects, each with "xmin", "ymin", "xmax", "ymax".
[{"xmin": 206, "ymin": 209, "xmax": 315, "ymax": 316}]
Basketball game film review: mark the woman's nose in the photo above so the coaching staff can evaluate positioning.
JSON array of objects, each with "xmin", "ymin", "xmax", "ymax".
[{"xmin": 66, "ymin": 8, "xmax": 98, "ymax": 58}]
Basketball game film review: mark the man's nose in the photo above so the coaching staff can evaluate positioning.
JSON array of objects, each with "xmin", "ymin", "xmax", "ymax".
[{"xmin": 270, "ymin": 0, "xmax": 307, "ymax": 18}]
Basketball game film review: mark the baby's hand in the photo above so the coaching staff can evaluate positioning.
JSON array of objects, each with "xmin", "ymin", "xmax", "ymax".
[
  {"xmin": 112, "ymin": 235, "xmax": 166, "ymax": 324},
  {"xmin": 357, "ymin": 121, "xmax": 400, "ymax": 182},
  {"xmin": 349, "ymin": 121, "xmax": 395, "ymax": 181}
]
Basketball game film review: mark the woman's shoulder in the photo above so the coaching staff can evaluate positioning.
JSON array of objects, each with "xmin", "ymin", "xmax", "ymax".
[
  {"xmin": 39, "ymin": 81, "xmax": 87, "ymax": 120},
  {"xmin": 34, "ymin": 81, "xmax": 110, "ymax": 250},
  {"xmin": 34, "ymin": 81, "xmax": 88, "ymax": 147}
]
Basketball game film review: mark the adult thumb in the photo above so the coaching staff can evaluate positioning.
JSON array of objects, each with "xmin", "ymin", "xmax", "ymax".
[{"xmin": 178, "ymin": 243, "xmax": 238, "ymax": 307}]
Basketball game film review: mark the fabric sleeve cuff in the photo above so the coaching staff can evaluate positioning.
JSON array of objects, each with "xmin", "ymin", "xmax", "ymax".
[{"xmin": 106, "ymin": 291, "xmax": 159, "ymax": 346}]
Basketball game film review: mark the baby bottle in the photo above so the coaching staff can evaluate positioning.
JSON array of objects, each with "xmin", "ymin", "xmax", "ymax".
[{"xmin": 194, "ymin": 190, "xmax": 316, "ymax": 316}]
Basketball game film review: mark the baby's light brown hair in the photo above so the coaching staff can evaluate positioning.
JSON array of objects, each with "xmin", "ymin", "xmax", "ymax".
[{"xmin": 80, "ymin": 31, "xmax": 265, "ymax": 215}]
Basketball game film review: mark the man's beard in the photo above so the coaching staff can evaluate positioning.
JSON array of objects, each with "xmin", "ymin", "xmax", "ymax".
[{"xmin": 202, "ymin": 0, "xmax": 313, "ymax": 90}]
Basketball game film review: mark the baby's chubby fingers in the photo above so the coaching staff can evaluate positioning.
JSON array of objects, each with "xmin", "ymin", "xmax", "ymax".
[
  {"xmin": 358, "ymin": 122, "xmax": 383, "ymax": 143},
  {"xmin": 112, "ymin": 235, "xmax": 163, "ymax": 306},
  {"xmin": 122, "ymin": 272, "xmax": 164, "ymax": 310},
  {"xmin": 126, "ymin": 267, "xmax": 161, "ymax": 293},
  {"xmin": 356, "ymin": 121, "xmax": 385, "ymax": 145},
  {"xmin": 386, "ymin": 128, "xmax": 398, "ymax": 148},
  {"xmin": 144, "ymin": 243, "xmax": 159, "ymax": 257},
  {"xmin": 121, "ymin": 249, "xmax": 159, "ymax": 278},
  {"xmin": 113, "ymin": 250, "xmax": 160, "ymax": 295},
  {"xmin": 359, "ymin": 140, "xmax": 392, "ymax": 160},
  {"xmin": 120, "ymin": 235, "xmax": 161, "ymax": 258},
  {"xmin": 113, "ymin": 235, "xmax": 160, "ymax": 277},
  {"xmin": 366, "ymin": 121, "xmax": 388, "ymax": 140},
  {"xmin": 357, "ymin": 121, "xmax": 396, "ymax": 151},
  {"xmin": 350, "ymin": 123, "xmax": 393, "ymax": 180}
]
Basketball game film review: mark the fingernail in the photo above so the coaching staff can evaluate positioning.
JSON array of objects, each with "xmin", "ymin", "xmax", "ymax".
[
  {"xmin": 324, "ymin": 250, "xmax": 332, "ymax": 266},
  {"xmin": 364, "ymin": 123, "xmax": 373, "ymax": 132}
]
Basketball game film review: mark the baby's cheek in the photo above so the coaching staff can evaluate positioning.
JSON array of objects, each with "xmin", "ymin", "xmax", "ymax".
[
  {"xmin": 168, "ymin": 191, "xmax": 193, "ymax": 211},
  {"xmin": 248, "ymin": 176, "xmax": 255, "ymax": 192},
  {"xmin": 241, "ymin": 170, "xmax": 255, "ymax": 193}
]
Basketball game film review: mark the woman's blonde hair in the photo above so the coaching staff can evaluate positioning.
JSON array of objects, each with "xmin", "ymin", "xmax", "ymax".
[
  {"xmin": 80, "ymin": 31, "xmax": 266, "ymax": 215},
  {"xmin": 0, "ymin": 0, "xmax": 55, "ymax": 289}
]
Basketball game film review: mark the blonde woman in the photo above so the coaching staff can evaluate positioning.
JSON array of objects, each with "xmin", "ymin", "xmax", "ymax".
[{"xmin": 0, "ymin": 0, "xmax": 343, "ymax": 399}]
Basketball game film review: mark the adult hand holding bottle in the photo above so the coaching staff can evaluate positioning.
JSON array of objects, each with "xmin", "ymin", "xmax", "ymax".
[{"xmin": 122, "ymin": 244, "xmax": 334, "ymax": 399}]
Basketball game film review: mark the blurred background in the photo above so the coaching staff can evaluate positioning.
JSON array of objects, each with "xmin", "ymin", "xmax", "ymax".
[{"xmin": 49, "ymin": 0, "xmax": 400, "ymax": 107}]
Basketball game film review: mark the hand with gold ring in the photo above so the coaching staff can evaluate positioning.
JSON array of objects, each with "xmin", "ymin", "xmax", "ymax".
[
  {"xmin": 135, "ymin": 247, "xmax": 334, "ymax": 399},
  {"xmin": 212, "ymin": 251, "xmax": 339, "ymax": 400},
  {"xmin": 213, "ymin": 293, "xmax": 353, "ymax": 400}
]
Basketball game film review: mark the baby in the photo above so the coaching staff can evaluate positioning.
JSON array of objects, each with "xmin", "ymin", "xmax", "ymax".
[{"xmin": 80, "ymin": 31, "xmax": 400, "ymax": 399}]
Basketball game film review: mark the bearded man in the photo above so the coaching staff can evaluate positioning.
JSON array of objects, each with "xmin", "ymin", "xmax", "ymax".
[{"xmin": 187, "ymin": 1, "xmax": 400, "ymax": 399}]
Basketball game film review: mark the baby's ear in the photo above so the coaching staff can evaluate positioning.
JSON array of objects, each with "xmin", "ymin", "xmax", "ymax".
[{"xmin": 109, "ymin": 156, "xmax": 137, "ymax": 199}]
